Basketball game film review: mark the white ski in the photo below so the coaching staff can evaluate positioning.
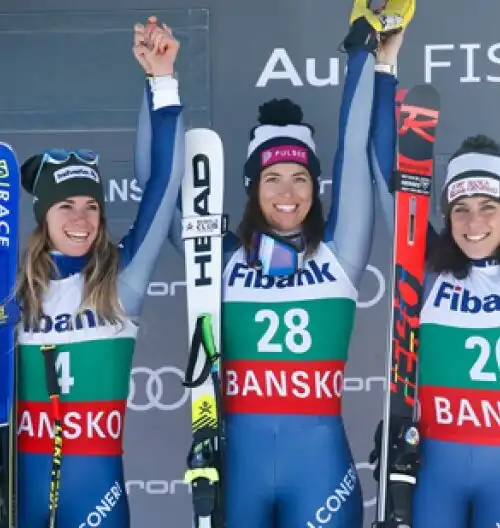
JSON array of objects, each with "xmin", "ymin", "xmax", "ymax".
[{"xmin": 181, "ymin": 129, "xmax": 225, "ymax": 528}]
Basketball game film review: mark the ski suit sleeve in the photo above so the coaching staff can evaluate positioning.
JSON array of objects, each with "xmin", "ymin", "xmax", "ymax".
[
  {"xmin": 117, "ymin": 77, "xmax": 185, "ymax": 316},
  {"xmin": 369, "ymin": 72, "xmax": 438, "ymax": 258},
  {"xmin": 134, "ymin": 81, "xmax": 187, "ymax": 255},
  {"xmin": 134, "ymin": 86, "xmax": 152, "ymax": 191},
  {"xmin": 324, "ymin": 49, "xmax": 376, "ymax": 290},
  {"xmin": 134, "ymin": 81, "xmax": 240, "ymax": 261},
  {"xmin": 369, "ymin": 71, "xmax": 397, "ymax": 230}
]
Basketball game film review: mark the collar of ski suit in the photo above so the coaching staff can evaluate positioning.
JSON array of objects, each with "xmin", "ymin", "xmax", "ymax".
[
  {"xmin": 50, "ymin": 250, "xmax": 89, "ymax": 279},
  {"xmin": 470, "ymin": 257, "xmax": 500, "ymax": 268}
]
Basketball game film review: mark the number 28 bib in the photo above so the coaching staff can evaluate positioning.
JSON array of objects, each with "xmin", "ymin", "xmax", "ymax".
[{"xmin": 221, "ymin": 243, "xmax": 358, "ymax": 416}]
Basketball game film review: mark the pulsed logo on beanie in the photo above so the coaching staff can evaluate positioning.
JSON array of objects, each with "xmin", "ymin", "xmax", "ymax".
[
  {"xmin": 261, "ymin": 145, "xmax": 308, "ymax": 167},
  {"xmin": 244, "ymin": 99, "xmax": 321, "ymax": 192},
  {"xmin": 53, "ymin": 165, "xmax": 100, "ymax": 185}
]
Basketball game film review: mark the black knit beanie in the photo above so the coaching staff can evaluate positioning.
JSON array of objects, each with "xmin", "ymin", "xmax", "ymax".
[
  {"xmin": 243, "ymin": 99, "xmax": 321, "ymax": 193},
  {"xmin": 21, "ymin": 153, "xmax": 105, "ymax": 224}
]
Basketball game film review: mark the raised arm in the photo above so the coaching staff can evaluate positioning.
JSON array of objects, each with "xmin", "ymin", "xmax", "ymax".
[
  {"xmin": 132, "ymin": 17, "xmax": 156, "ymax": 191},
  {"xmin": 118, "ymin": 23, "xmax": 184, "ymax": 314},
  {"xmin": 132, "ymin": 20, "xmax": 240, "ymax": 261},
  {"xmin": 369, "ymin": 31, "xmax": 438, "ymax": 252},
  {"xmin": 324, "ymin": 19, "xmax": 378, "ymax": 289},
  {"xmin": 369, "ymin": 31, "xmax": 402, "ymax": 237}
]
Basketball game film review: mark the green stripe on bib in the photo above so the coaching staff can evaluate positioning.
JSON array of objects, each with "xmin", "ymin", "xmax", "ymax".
[
  {"xmin": 18, "ymin": 339, "xmax": 134, "ymax": 402},
  {"xmin": 419, "ymin": 324, "xmax": 500, "ymax": 391},
  {"xmin": 223, "ymin": 298, "xmax": 355, "ymax": 362}
]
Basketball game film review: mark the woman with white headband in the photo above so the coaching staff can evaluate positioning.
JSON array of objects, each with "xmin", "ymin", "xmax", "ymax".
[{"xmin": 374, "ymin": 134, "xmax": 500, "ymax": 527}]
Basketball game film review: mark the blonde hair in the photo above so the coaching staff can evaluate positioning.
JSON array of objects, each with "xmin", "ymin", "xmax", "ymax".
[{"xmin": 16, "ymin": 219, "xmax": 123, "ymax": 328}]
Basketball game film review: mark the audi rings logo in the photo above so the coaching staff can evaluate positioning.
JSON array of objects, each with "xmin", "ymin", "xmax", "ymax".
[
  {"xmin": 357, "ymin": 265, "xmax": 386, "ymax": 309},
  {"xmin": 128, "ymin": 366, "xmax": 190, "ymax": 412}
]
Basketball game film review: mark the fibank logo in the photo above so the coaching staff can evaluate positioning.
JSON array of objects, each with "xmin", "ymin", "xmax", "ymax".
[
  {"xmin": 147, "ymin": 264, "xmax": 385, "ymax": 309},
  {"xmin": 24, "ymin": 309, "xmax": 106, "ymax": 333},
  {"xmin": 433, "ymin": 282, "xmax": 500, "ymax": 313},
  {"xmin": 227, "ymin": 260, "xmax": 336, "ymax": 289}
]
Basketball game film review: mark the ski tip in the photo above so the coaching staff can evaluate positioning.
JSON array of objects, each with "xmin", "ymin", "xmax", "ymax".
[
  {"xmin": 0, "ymin": 142, "xmax": 19, "ymax": 162},
  {"xmin": 400, "ymin": 83, "xmax": 441, "ymax": 110},
  {"xmin": 184, "ymin": 128, "xmax": 224, "ymax": 164},
  {"xmin": 185, "ymin": 128, "xmax": 222, "ymax": 143},
  {"xmin": 0, "ymin": 145, "xmax": 21, "ymax": 185}
]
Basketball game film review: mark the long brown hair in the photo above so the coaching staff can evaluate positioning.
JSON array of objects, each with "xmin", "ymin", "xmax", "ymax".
[
  {"xmin": 236, "ymin": 177, "xmax": 324, "ymax": 258},
  {"xmin": 16, "ymin": 217, "xmax": 123, "ymax": 328}
]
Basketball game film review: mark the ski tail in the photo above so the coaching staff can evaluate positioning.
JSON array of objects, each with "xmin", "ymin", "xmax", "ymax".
[
  {"xmin": 183, "ymin": 314, "xmax": 224, "ymax": 528},
  {"xmin": 0, "ymin": 144, "xmax": 20, "ymax": 528},
  {"xmin": 374, "ymin": 85, "xmax": 441, "ymax": 527},
  {"xmin": 181, "ymin": 129, "xmax": 226, "ymax": 528}
]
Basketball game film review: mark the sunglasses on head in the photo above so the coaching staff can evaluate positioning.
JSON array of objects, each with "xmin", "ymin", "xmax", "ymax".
[{"xmin": 34, "ymin": 148, "xmax": 99, "ymax": 188}]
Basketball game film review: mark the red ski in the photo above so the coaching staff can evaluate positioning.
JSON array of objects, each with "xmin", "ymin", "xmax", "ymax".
[{"xmin": 374, "ymin": 84, "xmax": 441, "ymax": 527}]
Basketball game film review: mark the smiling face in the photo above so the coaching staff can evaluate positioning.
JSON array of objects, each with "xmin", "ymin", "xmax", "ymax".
[
  {"xmin": 258, "ymin": 162, "xmax": 314, "ymax": 233},
  {"xmin": 449, "ymin": 196, "xmax": 500, "ymax": 259},
  {"xmin": 45, "ymin": 196, "xmax": 100, "ymax": 256}
]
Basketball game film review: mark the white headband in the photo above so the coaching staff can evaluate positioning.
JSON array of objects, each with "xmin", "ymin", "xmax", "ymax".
[
  {"xmin": 445, "ymin": 152, "xmax": 500, "ymax": 204},
  {"xmin": 446, "ymin": 152, "xmax": 500, "ymax": 184},
  {"xmin": 247, "ymin": 124, "xmax": 316, "ymax": 158}
]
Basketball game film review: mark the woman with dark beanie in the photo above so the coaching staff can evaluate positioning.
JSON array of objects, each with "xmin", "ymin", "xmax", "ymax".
[
  {"xmin": 14, "ymin": 22, "xmax": 183, "ymax": 528},
  {"xmin": 135, "ymin": 2, "xmax": 410, "ymax": 526}
]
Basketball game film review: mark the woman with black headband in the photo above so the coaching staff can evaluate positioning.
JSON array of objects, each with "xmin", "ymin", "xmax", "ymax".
[
  {"xmin": 374, "ymin": 131, "xmax": 500, "ymax": 524},
  {"xmin": 14, "ymin": 21, "xmax": 183, "ymax": 528}
]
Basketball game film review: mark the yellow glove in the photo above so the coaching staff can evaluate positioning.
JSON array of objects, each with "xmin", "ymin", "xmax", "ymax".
[{"xmin": 350, "ymin": 0, "xmax": 415, "ymax": 33}]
